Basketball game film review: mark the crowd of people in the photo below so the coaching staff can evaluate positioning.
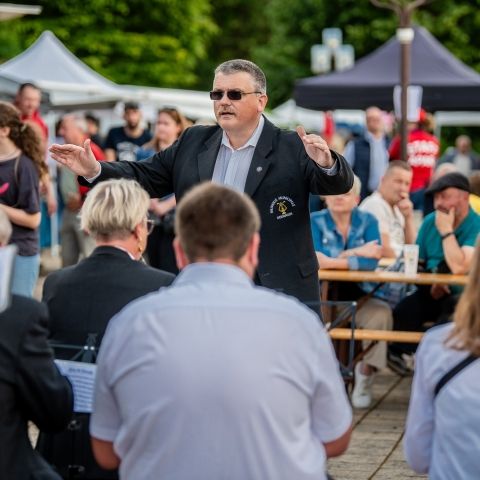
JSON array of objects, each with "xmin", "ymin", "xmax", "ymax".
[{"xmin": 1, "ymin": 58, "xmax": 479, "ymax": 479}]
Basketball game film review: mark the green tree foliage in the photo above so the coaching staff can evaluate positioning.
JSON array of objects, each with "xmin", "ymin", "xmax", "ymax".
[
  {"xmin": 195, "ymin": 0, "xmax": 271, "ymax": 91},
  {"xmin": 253, "ymin": 0, "xmax": 480, "ymax": 107},
  {"xmin": 0, "ymin": 0, "xmax": 217, "ymax": 88}
]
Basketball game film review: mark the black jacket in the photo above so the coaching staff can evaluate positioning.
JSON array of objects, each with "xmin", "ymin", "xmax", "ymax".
[
  {"xmin": 38, "ymin": 246, "xmax": 174, "ymax": 479},
  {"xmin": 0, "ymin": 295, "xmax": 73, "ymax": 480},
  {"xmin": 79, "ymin": 118, "xmax": 353, "ymax": 304}
]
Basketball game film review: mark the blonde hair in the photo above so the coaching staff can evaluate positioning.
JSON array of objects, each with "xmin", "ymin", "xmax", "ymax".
[
  {"xmin": 175, "ymin": 182, "xmax": 261, "ymax": 262},
  {"xmin": 0, "ymin": 209, "xmax": 12, "ymax": 246},
  {"xmin": 351, "ymin": 175, "xmax": 362, "ymax": 196},
  {"xmin": 80, "ymin": 179, "xmax": 150, "ymax": 240},
  {"xmin": 447, "ymin": 236, "xmax": 480, "ymax": 355}
]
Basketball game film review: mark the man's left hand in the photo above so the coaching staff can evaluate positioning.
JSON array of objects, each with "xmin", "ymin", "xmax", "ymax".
[
  {"xmin": 435, "ymin": 207, "xmax": 455, "ymax": 236},
  {"xmin": 296, "ymin": 126, "xmax": 333, "ymax": 168}
]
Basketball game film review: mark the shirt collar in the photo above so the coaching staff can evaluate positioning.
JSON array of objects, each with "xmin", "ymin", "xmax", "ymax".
[
  {"xmin": 221, "ymin": 115, "xmax": 265, "ymax": 151},
  {"xmin": 173, "ymin": 262, "xmax": 254, "ymax": 288}
]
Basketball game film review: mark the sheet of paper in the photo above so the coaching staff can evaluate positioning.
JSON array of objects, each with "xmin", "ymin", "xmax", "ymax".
[
  {"xmin": 0, "ymin": 245, "xmax": 17, "ymax": 314},
  {"xmin": 55, "ymin": 359, "xmax": 97, "ymax": 413}
]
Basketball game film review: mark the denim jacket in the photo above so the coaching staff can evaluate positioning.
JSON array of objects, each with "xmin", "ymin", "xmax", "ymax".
[{"xmin": 310, "ymin": 207, "xmax": 381, "ymax": 271}]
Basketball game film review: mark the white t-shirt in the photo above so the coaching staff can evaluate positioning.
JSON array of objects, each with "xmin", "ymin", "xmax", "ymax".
[
  {"xmin": 404, "ymin": 323, "xmax": 480, "ymax": 479},
  {"xmin": 91, "ymin": 263, "xmax": 352, "ymax": 480},
  {"xmin": 360, "ymin": 191, "xmax": 405, "ymax": 257}
]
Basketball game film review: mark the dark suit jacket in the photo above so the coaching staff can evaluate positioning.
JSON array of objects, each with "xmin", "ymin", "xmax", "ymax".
[
  {"xmin": 80, "ymin": 118, "xmax": 353, "ymax": 304},
  {"xmin": 0, "ymin": 295, "xmax": 73, "ymax": 480},
  {"xmin": 43, "ymin": 246, "xmax": 175, "ymax": 351},
  {"xmin": 38, "ymin": 246, "xmax": 174, "ymax": 479}
]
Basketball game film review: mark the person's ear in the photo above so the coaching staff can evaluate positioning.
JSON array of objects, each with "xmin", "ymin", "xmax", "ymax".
[
  {"xmin": 0, "ymin": 126, "xmax": 10, "ymax": 138},
  {"xmin": 247, "ymin": 232, "xmax": 260, "ymax": 270},
  {"xmin": 257, "ymin": 94, "xmax": 268, "ymax": 113},
  {"xmin": 173, "ymin": 237, "xmax": 189, "ymax": 270}
]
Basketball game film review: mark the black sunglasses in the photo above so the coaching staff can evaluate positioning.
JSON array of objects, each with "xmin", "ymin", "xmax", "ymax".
[{"xmin": 209, "ymin": 90, "xmax": 261, "ymax": 101}]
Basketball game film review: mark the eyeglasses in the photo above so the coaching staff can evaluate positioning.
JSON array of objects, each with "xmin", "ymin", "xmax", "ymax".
[
  {"xmin": 146, "ymin": 218, "xmax": 155, "ymax": 235},
  {"xmin": 209, "ymin": 90, "xmax": 261, "ymax": 101}
]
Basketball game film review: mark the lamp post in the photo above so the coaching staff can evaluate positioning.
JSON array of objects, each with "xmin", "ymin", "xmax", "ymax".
[{"xmin": 370, "ymin": 0, "xmax": 430, "ymax": 162}]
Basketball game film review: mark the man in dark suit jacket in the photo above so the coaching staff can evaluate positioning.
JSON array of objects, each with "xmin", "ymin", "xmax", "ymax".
[
  {"xmin": 0, "ymin": 295, "xmax": 73, "ymax": 480},
  {"xmin": 50, "ymin": 59, "xmax": 353, "ymax": 305},
  {"xmin": 37, "ymin": 179, "xmax": 174, "ymax": 479}
]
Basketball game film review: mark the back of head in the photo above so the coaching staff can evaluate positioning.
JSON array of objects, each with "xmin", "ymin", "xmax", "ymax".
[
  {"xmin": 80, "ymin": 179, "xmax": 150, "ymax": 240},
  {"xmin": 215, "ymin": 59, "xmax": 267, "ymax": 94},
  {"xmin": 0, "ymin": 209, "xmax": 12, "ymax": 246},
  {"xmin": 175, "ymin": 183, "xmax": 261, "ymax": 262}
]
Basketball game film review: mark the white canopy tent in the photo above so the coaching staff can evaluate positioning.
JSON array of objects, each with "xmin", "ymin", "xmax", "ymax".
[{"xmin": 0, "ymin": 30, "xmax": 215, "ymax": 120}]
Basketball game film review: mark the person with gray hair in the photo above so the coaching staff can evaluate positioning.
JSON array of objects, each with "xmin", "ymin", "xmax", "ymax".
[
  {"xmin": 57, "ymin": 113, "xmax": 106, "ymax": 266},
  {"xmin": 310, "ymin": 175, "xmax": 393, "ymax": 409},
  {"xmin": 50, "ymin": 59, "xmax": 354, "ymax": 306},
  {"xmin": 90, "ymin": 182, "xmax": 352, "ymax": 479},
  {"xmin": 38, "ymin": 179, "xmax": 174, "ymax": 480}
]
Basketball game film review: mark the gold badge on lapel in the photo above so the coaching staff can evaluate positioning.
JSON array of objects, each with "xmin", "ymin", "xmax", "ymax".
[{"xmin": 269, "ymin": 196, "xmax": 296, "ymax": 220}]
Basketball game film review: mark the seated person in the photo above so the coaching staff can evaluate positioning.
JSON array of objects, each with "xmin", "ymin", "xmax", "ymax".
[
  {"xmin": 391, "ymin": 172, "xmax": 480, "ymax": 364},
  {"xmin": 404, "ymin": 237, "xmax": 480, "ymax": 478},
  {"xmin": 0, "ymin": 209, "xmax": 73, "ymax": 479},
  {"xmin": 37, "ymin": 179, "xmax": 175, "ymax": 480},
  {"xmin": 360, "ymin": 161, "xmax": 416, "ymax": 259},
  {"xmin": 311, "ymin": 175, "xmax": 393, "ymax": 409}
]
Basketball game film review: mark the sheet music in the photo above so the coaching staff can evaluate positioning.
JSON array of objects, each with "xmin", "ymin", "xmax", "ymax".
[
  {"xmin": 55, "ymin": 359, "xmax": 97, "ymax": 413},
  {"xmin": 0, "ymin": 245, "xmax": 17, "ymax": 314}
]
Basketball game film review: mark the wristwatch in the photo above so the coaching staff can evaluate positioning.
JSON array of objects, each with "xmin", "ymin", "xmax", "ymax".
[{"xmin": 440, "ymin": 231, "xmax": 454, "ymax": 240}]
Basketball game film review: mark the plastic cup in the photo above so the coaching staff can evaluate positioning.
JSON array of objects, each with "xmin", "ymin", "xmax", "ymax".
[{"xmin": 403, "ymin": 244, "xmax": 419, "ymax": 276}]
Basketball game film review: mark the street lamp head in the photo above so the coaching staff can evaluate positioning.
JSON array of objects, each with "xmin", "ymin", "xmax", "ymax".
[{"xmin": 396, "ymin": 27, "xmax": 415, "ymax": 44}]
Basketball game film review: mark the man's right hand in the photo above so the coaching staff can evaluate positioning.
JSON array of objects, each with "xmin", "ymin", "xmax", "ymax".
[{"xmin": 49, "ymin": 139, "xmax": 100, "ymax": 179}]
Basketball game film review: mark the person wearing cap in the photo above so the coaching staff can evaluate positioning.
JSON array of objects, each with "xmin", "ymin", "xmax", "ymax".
[
  {"xmin": 389, "ymin": 108, "xmax": 440, "ymax": 211},
  {"xmin": 104, "ymin": 102, "xmax": 152, "ymax": 162},
  {"xmin": 390, "ymin": 171, "xmax": 480, "ymax": 364}
]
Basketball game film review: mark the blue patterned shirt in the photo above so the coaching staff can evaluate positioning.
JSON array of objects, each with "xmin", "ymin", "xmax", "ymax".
[{"xmin": 310, "ymin": 207, "xmax": 381, "ymax": 271}]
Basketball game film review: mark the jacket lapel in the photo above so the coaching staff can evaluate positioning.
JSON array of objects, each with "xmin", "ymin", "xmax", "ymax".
[
  {"xmin": 197, "ymin": 128, "xmax": 223, "ymax": 181},
  {"xmin": 244, "ymin": 118, "xmax": 274, "ymax": 197}
]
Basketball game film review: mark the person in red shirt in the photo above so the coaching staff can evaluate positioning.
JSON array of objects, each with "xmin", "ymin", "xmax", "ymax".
[
  {"xmin": 389, "ymin": 109, "xmax": 439, "ymax": 211},
  {"xmin": 57, "ymin": 114, "xmax": 106, "ymax": 266}
]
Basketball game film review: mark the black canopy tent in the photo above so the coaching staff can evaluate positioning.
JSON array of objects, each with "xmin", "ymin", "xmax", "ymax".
[{"xmin": 294, "ymin": 26, "xmax": 480, "ymax": 112}]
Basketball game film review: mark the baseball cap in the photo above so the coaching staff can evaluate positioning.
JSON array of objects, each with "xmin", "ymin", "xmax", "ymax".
[
  {"xmin": 426, "ymin": 172, "xmax": 471, "ymax": 196},
  {"xmin": 124, "ymin": 101, "xmax": 139, "ymax": 111}
]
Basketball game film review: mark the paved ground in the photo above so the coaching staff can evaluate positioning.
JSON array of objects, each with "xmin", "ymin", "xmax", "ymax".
[
  {"xmin": 329, "ymin": 371, "xmax": 426, "ymax": 479},
  {"xmin": 35, "ymin": 250, "xmax": 425, "ymax": 479}
]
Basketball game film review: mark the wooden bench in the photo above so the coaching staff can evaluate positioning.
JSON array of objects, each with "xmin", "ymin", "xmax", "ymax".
[{"xmin": 329, "ymin": 328, "xmax": 423, "ymax": 344}]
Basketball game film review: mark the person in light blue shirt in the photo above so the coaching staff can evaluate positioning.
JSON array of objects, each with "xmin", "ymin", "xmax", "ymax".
[
  {"xmin": 404, "ymin": 238, "xmax": 480, "ymax": 479},
  {"xmin": 311, "ymin": 175, "xmax": 393, "ymax": 409},
  {"xmin": 91, "ymin": 182, "xmax": 352, "ymax": 480},
  {"xmin": 343, "ymin": 107, "xmax": 390, "ymax": 200}
]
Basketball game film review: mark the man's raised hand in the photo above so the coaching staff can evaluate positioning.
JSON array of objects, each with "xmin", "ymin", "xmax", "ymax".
[
  {"xmin": 296, "ymin": 125, "xmax": 334, "ymax": 168},
  {"xmin": 49, "ymin": 139, "xmax": 100, "ymax": 179}
]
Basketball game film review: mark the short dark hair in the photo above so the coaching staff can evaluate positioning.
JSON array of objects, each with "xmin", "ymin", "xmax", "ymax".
[
  {"xmin": 85, "ymin": 112, "xmax": 100, "ymax": 127},
  {"xmin": 17, "ymin": 82, "xmax": 41, "ymax": 94},
  {"xmin": 175, "ymin": 182, "xmax": 261, "ymax": 262}
]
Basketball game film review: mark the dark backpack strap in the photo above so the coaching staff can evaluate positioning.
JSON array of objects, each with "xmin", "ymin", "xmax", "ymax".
[{"xmin": 434, "ymin": 354, "xmax": 478, "ymax": 398}]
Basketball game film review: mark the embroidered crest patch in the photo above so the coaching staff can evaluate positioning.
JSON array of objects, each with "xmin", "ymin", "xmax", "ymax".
[{"xmin": 269, "ymin": 196, "xmax": 296, "ymax": 220}]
